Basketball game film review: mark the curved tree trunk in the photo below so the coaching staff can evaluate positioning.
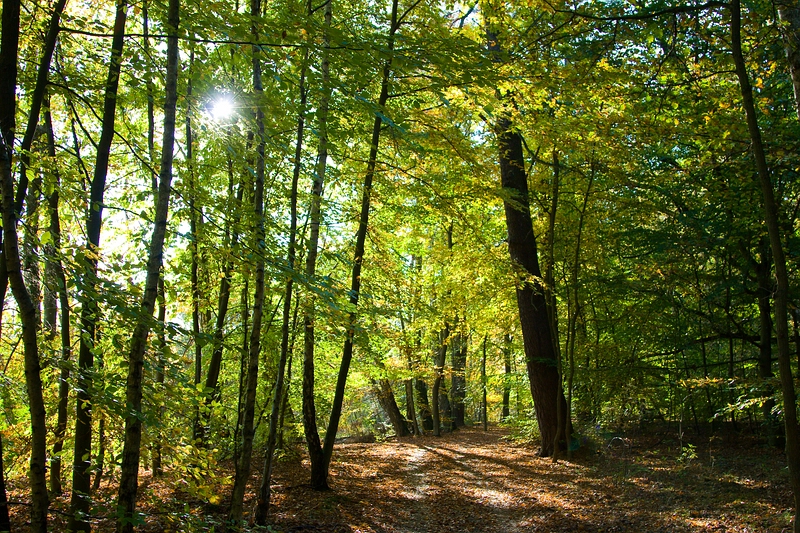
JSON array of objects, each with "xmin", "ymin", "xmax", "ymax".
[
  {"xmin": 375, "ymin": 379, "xmax": 410, "ymax": 437},
  {"xmin": 730, "ymin": 1, "xmax": 800, "ymax": 529}
]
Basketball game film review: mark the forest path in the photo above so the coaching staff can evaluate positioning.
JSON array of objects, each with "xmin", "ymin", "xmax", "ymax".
[{"xmin": 267, "ymin": 426, "xmax": 789, "ymax": 532}]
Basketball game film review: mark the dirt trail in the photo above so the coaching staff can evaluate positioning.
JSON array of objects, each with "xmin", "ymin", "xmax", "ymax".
[{"xmin": 268, "ymin": 426, "xmax": 790, "ymax": 532}]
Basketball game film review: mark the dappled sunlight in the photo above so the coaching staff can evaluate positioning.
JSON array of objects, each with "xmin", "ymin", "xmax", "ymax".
[{"xmin": 259, "ymin": 426, "xmax": 791, "ymax": 532}]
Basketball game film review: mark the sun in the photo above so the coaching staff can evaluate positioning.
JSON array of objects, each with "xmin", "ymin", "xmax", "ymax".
[{"xmin": 210, "ymin": 95, "xmax": 235, "ymax": 121}]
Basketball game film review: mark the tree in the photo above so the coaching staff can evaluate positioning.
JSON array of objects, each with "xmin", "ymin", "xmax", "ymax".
[
  {"xmin": 730, "ymin": 0, "xmax": 800, "ymax": 528},
  {"xmin": 115, "ymin": 0, "xmax": 180, "ymax": 527}
]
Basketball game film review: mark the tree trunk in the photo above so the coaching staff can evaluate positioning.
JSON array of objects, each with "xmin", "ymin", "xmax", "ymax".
[
  {"xmin": 0, "ymin": 432, "xmax": 8, "ymax": 533},
  {"xmin": 70, "ymin": 3, "xmax": 128, "ymax": 530},
  {"xmin": 315, "ymin": 0, "xmax": 401, "ymax": 486},
  {"xmin": 416, "ymin": 379, "xmax": 434, "ymax": 431},
  {"xmin": 253, "ymin": 49, "xmax": 307, "ymax": 525},
  {"xmin": 301, "ymin": 0, "xmax": 333, "ymax": 493},
  {"xmin": 482, "ymin": 335, "xmax": 488, "ymax": 431},
  {"xmin": 115, "ymin": 0, "xmax": 179, "ymax": 527},
  {"xmin": 777, "ymin": 0, "xmax": 800, "ymax": 121},
  {"xmin": 432, "ymin": 325, "xmax": 449, "ymax": 437},
  {"xmin": 451, "ymin": 322, "xmax": 467, "ymax": 429},
  {"xmin": 375, "ymin": 379, "xmax": 410, "ymax": 437},
  {"xmin": 502, "ymin": 334, "xmax": 512, "ymax": 421},
  {"xmin": 495, "ymin": 116, "xmax": 568, "ymax": 454},
  {"xmin": 404, "ymin": 360, "xmax": 419, "ymax": 436},
  {"xmin": 45, "ymin": 104, "xmax": 71, "ymax": 496},
  {"xmin": 731, "ymin": 2, "xmax": 800, "ymax": 529},
  {"xmin": 228, "ymin": 0, "xmax": 267, "ymax": 519},
  {"xmin": 1, "ymin": 106, "xmax": 49, "ymax": 533}
]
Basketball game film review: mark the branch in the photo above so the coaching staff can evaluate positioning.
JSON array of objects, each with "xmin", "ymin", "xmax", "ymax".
[{"xmin": 545, "ymin": 0, "xmax": 728, "ymax": 22}]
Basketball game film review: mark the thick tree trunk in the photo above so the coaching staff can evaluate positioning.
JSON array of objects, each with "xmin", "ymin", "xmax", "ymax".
[
  {"xmin": 493, "ymin": 107, "xmax": 569, "ymax": 457},
  {"xmin": 416, "ymin": 378, "xmax": 434, "ymax": 431},
  {"xmin": 70, "ymin": 3, "xmax": 128, "ymax": 530},
  {"xmin": 375, "ymin": 379, "xmax": 410, "ymax": 437},
  {"xmin": 731, "ymin": 2, "xmax": 800, "ymax": 530},
  {"xmin": 228, "ymin": 0, "xmax": 266, "ymax": 520},
  {"xmin": 115, "ymin": 0, "xmax": 178, "ymax": 527}
]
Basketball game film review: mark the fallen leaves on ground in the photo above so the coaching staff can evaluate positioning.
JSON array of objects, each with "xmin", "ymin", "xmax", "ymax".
[{"xmin": 8, "ymin": 425, "xmax": 792, "ymax": 532}]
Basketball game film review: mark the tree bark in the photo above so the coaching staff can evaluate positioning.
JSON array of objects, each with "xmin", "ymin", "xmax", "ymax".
[
  {"xmin": 776, "ymin": 0, "xmax": 800, "ymax": 121},
  {"xmin": 375, "ymin": 378, "xmax": 410, "ymax": 437},
  {"xmin": 415, "ymin": 378, "xmax": 434, "ymax": 431},
  {"xmin": 451, "ymin": 321, "xmax": 467, "ymax": 429},
  {"xmin": 314, "ymin": 0, "xmax": 401, "ymax": 487},
  {"xmin": 0, "ymin": 106, "xmax": 49, "ymax": 533},
  {"xmin": 228, "ymin": 0, "xmax": 267, "ymax": 520},
  {"xmin": 0, "ymin": 432, "xmax": 8, "ymax": 533},
  {"xmin": 115, "ymin": 0, "xmax": 179, "ymax": 527},
  {"xmin": 253, "ymin": 48, "xmax": 308, "ymax": 525},
  {"xmin": 432, "ymin": 325, "xmax": 449, "ymax": 436},
  {"xmin": 70, "ymin": 3, "xmax": 128, "ymax": 530},
  {"xmin": 482, "ymin": 335, "xmax": 488, "ymax": 431},
  {"xmin": 44, "ymin": 103, "xmax": 71, "ymax": 496},
  {"xmin": 300, "ymin": 0, "xmax": 332, "ymax": 491},
  {"xmin": 502, "ymin": 334, "xmax": 512, "ymax": 421},
  {"xmin": 731, "ymin": 1, "xmax": 800, "ymax": 529},
  {"xmin": 489, "ymin": 37, "xmax": 569, "ymax": 453}
]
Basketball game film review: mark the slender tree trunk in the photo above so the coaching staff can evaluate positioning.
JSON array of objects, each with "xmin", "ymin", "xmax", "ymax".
[
  {"xmin": 451, "ymin": 320, "xmax": 467, "ymax": 429},
  {"xmin": 482, "ymin": 335, "xmax": 488, "ymax": 431},
  {"xmin": 45, "ymin": 103, "xmax": 72, "ymax": 496},
  {"xmin": 115, "ymin": 0, "xmax": 179, "ymax": 527},
  {"xmin": 731, "ymin": 2, "xmax": 800, "ymax": 529},
  {"xmin": 228, "ymin": 0, "xmax": 267, "ymax": 519},
  {"xmin": 91, "ymin": 375, "xmax": 106, "ymax": 493},
  {"xmin": 70, "ymin": 3, "xmax": 128, "ymax": 530},
  {"xmin": 316, "ymin": 0, "xmax": 401, "ymax": 485},
  {"xmin": 253, "ymin": 48, "xmax": 308, "ymax": 525},
  {"xmin": 502, "ymin": 334, "xmax": 511, "ymax": 421},
  {"xmin": 303, "ymin": 0, "xmax": 334, "ymax": 492},
  {"xmin": 432, "ymin": 325, "xmax": 449, "ymax": 437},
  {"xmin": 564, "ymin": 160, "xmax": 592, "ymax": 458},
  {"xmin": 0, "ymin": 432, "xmax": 8, "ymax": 533},
  {"xmin": 776, "ymin": 0, "xmax": 800, "ymax": 121},
  {"xmin": 404, "ymin": 348, "xmax": 419, "ymax": 435}
]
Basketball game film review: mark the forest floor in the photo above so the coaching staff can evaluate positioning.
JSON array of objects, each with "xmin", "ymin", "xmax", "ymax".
[{"xmin": 8, "ymin": 424, "xmax": 793, "ymax": 532}]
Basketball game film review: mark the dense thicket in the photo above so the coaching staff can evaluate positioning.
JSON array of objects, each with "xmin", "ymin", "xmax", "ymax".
[{"xmin": 2, "ymin": 0, "xmax": 800, "ymax": 529}]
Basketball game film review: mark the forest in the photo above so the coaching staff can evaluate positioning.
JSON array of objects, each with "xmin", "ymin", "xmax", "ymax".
[{"xmin": 1, "ymin": 0, "xmax": 800, "ymax": 530}]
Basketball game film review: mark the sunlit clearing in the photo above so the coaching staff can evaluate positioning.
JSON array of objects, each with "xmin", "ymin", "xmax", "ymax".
[{"xmin": 211, "ymin": 96, "xmax": 235, "ymax": 120}]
